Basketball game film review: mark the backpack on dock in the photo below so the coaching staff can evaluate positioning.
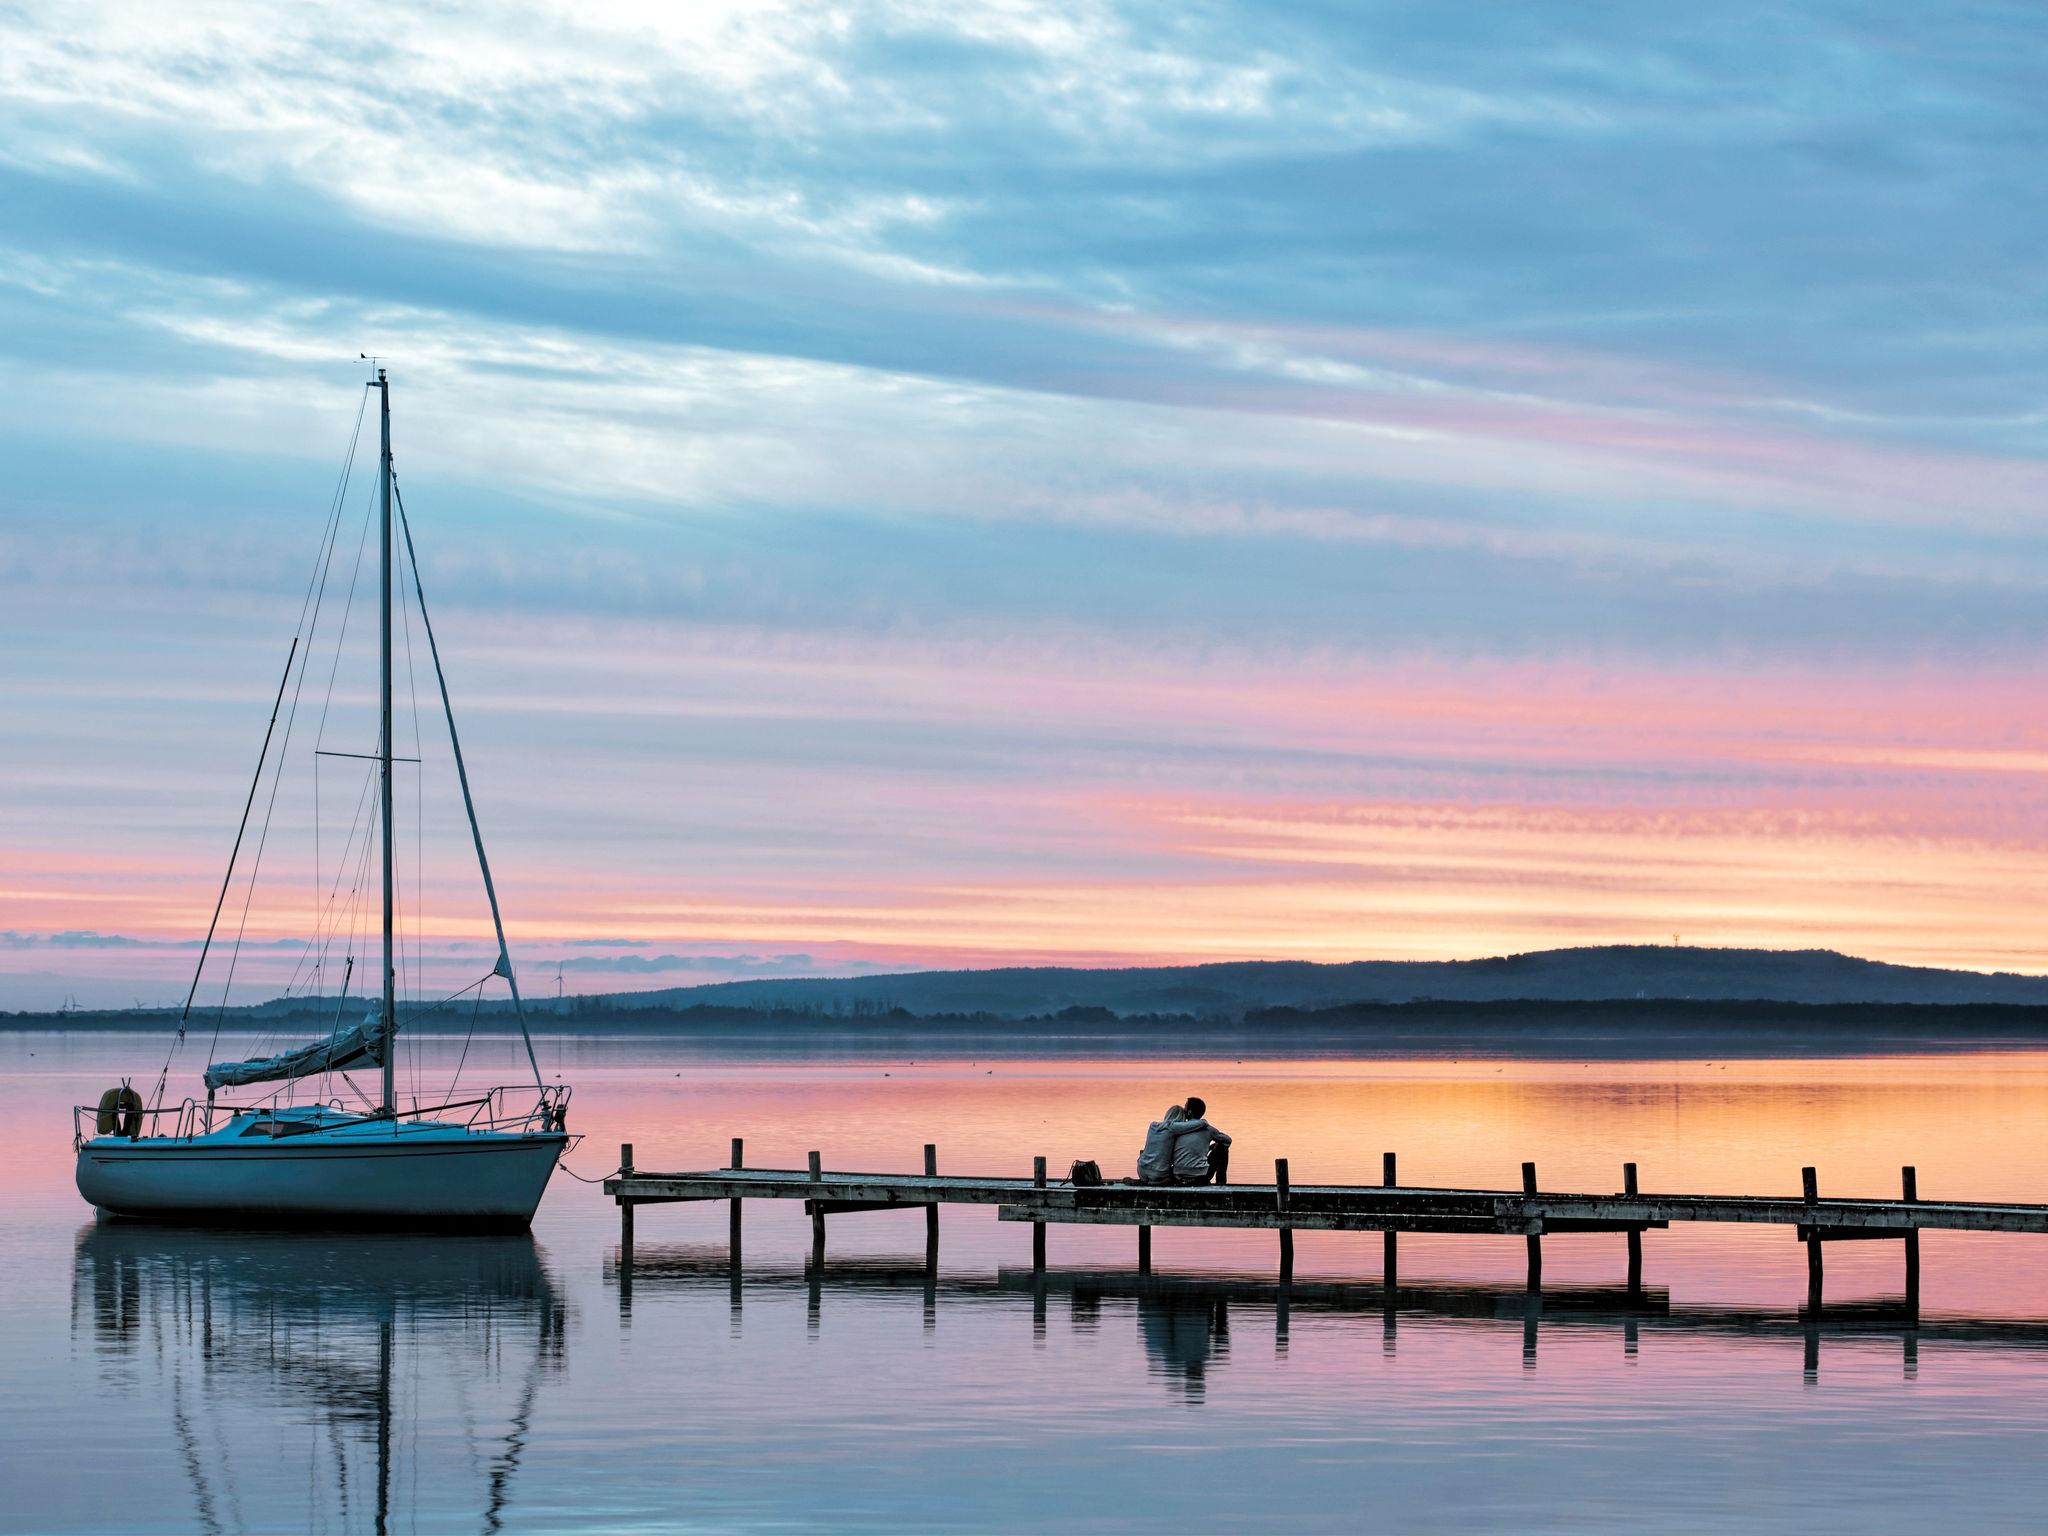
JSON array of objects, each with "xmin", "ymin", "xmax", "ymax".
[{"xmin": 1068, "ymin": 1159, "xmax": 1105, "ymax": 1187}]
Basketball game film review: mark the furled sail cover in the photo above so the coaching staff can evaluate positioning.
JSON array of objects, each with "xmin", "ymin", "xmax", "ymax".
[{"xmin": 204, "ymin": 1009, "xmax": 388, "ymax": 1091}]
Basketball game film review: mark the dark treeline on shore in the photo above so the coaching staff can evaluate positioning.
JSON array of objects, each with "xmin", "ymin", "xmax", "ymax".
[
  {"xmin": 12, "ymin": 993, "xmax": 2048, "ymax": 1057},
  {"xmin": 16, "ymin": 946, "xmax": 2048, "ymax": 1040}
]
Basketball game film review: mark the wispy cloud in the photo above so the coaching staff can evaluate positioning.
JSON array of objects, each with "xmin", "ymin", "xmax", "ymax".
[
  {"xmin": 0, "ymin": 929, "xmax": 307, "ymax": 952},
  {"xmin": 551, "ymin": 951, "xmax": 827, "ymax": 976}
]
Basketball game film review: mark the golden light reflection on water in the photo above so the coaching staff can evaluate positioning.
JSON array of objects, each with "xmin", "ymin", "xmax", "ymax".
[
  {"xmin": 545, "ymin": 1045, "xmax": 2048, "ymax": 1319},
  {"xmin": 13, "ymin": 1038, "xmax": 2048, "ymax": 1318}
]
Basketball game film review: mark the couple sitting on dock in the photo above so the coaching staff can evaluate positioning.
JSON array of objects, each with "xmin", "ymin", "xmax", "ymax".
[{"xmin": 1136, "ymin": 1098, "xmax": 1231, "ymax": 1186}]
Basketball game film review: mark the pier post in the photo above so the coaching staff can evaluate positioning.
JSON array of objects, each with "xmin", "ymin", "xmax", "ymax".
[
  {"xmin": 1902, "ymin": 1165, "xmax": 1920, "ymax": 1315},
  {"xmin": 1522, "ymin": 1162, "xmax": 1542, "ymax": 1291},
  {"xmin": 1802, "ymin": 1166, "xmax": 1823, "ymax": 1311},
  {"xmin": 1137, "ymin": 1224, "xmax": 1151, "ymax": 1273},
  {"xmin": 809, "ymin": 1150, "xmax": 825, "ymax": 1264},
  {"xmin": 1033, "ymin": 1156, "xmax": 1048, "ymax": 1271},
  {"xmin": 1624, "ymin": 1161, "xmax": 1642, "ymax": 1293},
  {"xmin": 1275, "ymin": 1158, "xmax": 1293, "ymax": 1277},
  {"xmin": 924, "ymin": 1144, "xmax": 940, "ymax": 1258},
  {"xmin": 729, "ymin": 1137, "xmax": 744, "ymax": 1258},
  {"xmin": 618, "ymin": 1141, "xmax": 635, "ymax": 1250},
  {"xmin": 618, "ymin": 1142, "xmax": 635, "ymax": 1316},
  {"xmin": 1382, "ymin": 1152, "xmax": 1398, "ymax": 1289}
]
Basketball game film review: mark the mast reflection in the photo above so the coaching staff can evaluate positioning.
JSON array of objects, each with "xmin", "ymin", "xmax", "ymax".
[{"xmin": 73, "ymin": 1224, "xmax": 566, "ymax": 1534}]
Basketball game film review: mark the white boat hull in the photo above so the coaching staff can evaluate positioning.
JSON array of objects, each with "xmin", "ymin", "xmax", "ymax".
[{"xmin": 77, "ymin": 1122, "xmax": 567, "ymax": 1229}]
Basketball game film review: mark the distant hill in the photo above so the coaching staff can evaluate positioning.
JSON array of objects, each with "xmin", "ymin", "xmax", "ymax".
[
  {"xmin": 634, "ymin": 946, "xmax": 2048, "ymax": 1019},
  {"xmin": 12, "ymin": 947, "xmax": 2048, "ymax": 1034}
]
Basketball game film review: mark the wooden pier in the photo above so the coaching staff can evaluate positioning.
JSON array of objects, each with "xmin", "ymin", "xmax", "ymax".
[{"xmin": 604, "ymin": 1141, "xmax": 2048, "ymax": 1308}]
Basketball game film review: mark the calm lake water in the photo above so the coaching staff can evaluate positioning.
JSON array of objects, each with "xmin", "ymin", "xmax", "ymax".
[{"xmin": 7, "ymin": 1032, "xmax": 2048, "ymax": 1533}]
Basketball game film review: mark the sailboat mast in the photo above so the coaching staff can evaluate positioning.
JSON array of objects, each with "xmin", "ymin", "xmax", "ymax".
[{"xmin": 378, "ymin": 368, "xmax": 396, "ymax": 1117}]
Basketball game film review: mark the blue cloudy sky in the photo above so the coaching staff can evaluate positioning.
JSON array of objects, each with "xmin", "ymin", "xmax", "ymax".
[{"xmin": 4, "ymin": 2, "xmax": 2047, "ymax": 1008}]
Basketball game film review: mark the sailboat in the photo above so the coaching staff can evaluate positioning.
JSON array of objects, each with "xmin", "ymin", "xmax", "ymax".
[{"xmin": 74, "ymin": 368, "xmax": 571, "ymax": 1229}]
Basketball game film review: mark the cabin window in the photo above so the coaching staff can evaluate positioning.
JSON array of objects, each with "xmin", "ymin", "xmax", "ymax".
[{"xmin": 239, "ymin": 1118, "xmax": 321, "ymax": 1139}]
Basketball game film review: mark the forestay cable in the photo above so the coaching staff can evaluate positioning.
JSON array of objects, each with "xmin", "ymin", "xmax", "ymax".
[{"xmin": 391, "ymin": 474, "xmax": 545, "ymax": 1094}]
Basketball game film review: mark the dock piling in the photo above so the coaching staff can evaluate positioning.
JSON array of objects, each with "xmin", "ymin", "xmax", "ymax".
[
  {"xmin": 729, "ymin": 1137, "xmax": 744, "ymax": 1258},
  {"xmin": 924, "ymin": 1143, "xmax": 940, "ymax": 1254},
  {"xmin": 617, "ymin": 1142, "xmax": 636, "ymax": 1314},
  {"xmin": 1902, "ymin": 1165, "xmax": 1920, "ymax": 1314},
  {"xmin": 725, "ymin": 1139, "xmax": 743, "ymax": 1312},
  {"xmin": 1522, "ymin": 1161, "xmax": 1542, "ymax": 1291},
  {"xmin": 1137, "ymin": 1223, "xmax": 1152, "ymax": 1273},
  {"xmin": 1382, "ymin": 1152, "xmax": 1398, "ymax": 1288},
  {"xmin": 1276, "ymin": 1158, "xmax": 1294, "ymax": 1276},
  {"xmin": 1624, "ymin": 1161, "xmax": 1642, "ymax": 1292},
  {"xmin": 1030, "ymin": 1158, "xmax": 1048, "ymax": 1333},
  {"xmin": 1802, "ymin": 1166, "xmax": 1823, "ymax": 1311},
  {"xmin": 809, "ymin": 1150, "xmax": 826, "ymax": 1263},
  {"xmin": 1033, "ymin": 1156, "xmax": 1047, "ymax": 1271}
]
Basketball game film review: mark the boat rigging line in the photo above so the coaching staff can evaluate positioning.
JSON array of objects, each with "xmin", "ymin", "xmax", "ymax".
[{"xmin": 392, "ymin": 471, "xmax": 545, "ymax": 1095}]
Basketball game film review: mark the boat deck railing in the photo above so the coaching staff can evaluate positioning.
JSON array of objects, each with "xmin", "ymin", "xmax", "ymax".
[{"xmin": 73, "ymin": 1082, "xmax": 570, "ymax": 1148}]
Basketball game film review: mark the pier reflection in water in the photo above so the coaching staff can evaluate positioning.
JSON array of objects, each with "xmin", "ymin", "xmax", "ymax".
[
  {"xmin": 72, "ymin": 1226, "xmax": 566, "ymax": 1535},
  {"xmin": 605, "ymin": 1241, "xmax": 2048, "ymax": 1393}
]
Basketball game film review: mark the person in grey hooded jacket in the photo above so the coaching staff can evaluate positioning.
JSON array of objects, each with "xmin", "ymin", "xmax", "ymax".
[
  {"xmin": 1137, "ymin": 1104, "xmax": 1195, "ymax": 1184},
  {"xmin": 1137, "ymin": 1102, "xmax": 1231, "ymax": 1185}
]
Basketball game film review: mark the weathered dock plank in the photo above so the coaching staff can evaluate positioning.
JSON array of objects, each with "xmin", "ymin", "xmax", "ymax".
[
  {"xmin": 1517, "ymin": 1194, "xmax": 2048, "ymax": 1234},
  {"xmin": 603, "ymin": 1165, "xmax": 2048, "ymax": 1236},
  {"xmin": 997, "ymin": 1206, "xmax": 1515, "ymax": 1234},
  {"xmin": 610, "ymin": 1170, "xmax": 1050, "ymax": 1206}
]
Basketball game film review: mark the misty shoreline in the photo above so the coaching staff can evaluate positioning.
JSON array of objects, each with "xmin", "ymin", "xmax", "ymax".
[{"xmin": 12, "ymin": 996, "xmax": 2048, "ymax": 1059}]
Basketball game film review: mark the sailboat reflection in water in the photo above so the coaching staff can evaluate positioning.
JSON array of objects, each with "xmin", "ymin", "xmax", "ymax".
[
  {"xmin": 72, "ymin": 368, "xmax": 570, "ymax": 1228},
  {"xmin": 74, "ymin": 1225, "xmax": 565, "ymax": 1532}
]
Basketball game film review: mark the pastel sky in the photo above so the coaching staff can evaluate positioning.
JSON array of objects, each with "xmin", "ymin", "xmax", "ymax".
[{"xmin": 4, "ymin": 1, "xmax": 2048, "ymax": 1008}]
